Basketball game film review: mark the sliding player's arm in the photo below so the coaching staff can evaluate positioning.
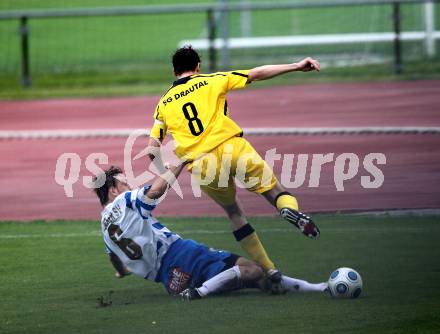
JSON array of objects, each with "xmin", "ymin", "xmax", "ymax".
[
  {"xmin": 144, "ymin": 162, "xmax": 188, "ymax": 200},
  {"xmin": 108, "ymin": 253, "xmax": 131, "ymax": 278},
  {"xmin": 123, "ymin": 163, "xmax": 188, "ymax": 218},
  {"xmin": 147, "ymin": 136, "xmax": 165, "ymax": 168},
  {"xmin": 247, "ymin": 57, "xmax": 320, "ymax": 82}
]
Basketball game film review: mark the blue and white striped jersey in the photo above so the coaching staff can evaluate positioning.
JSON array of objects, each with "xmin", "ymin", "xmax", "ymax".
[{"xmin": 100, "ymin": 185, "xmax": 180, "ymax": 281}]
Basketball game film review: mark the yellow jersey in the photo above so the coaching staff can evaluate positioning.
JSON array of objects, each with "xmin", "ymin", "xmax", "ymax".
[{"xmin": 150, "ymin": 70, "xmax": 250, "ymax": 160}]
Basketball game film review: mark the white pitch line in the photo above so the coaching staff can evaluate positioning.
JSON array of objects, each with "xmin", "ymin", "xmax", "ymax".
[
  {"xmin": 0, "ymin": 232, "xmax": 101, "ymax": 239},
  {"xmin": 1, "ymin": 127, "xmax": 440, "ymax": 140},
  {"xmin": 0, "ymin": 228, "xmax": 291, "ymax": 239},
  {"xmin": 0, "ymin": 226, "xmax": 429, "ymax": 239}
]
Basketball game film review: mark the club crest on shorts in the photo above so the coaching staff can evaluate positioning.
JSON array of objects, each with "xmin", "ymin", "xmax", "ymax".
[{"xmin": 168, "ymin": 267, "xmax": 191, "ymax": 295}]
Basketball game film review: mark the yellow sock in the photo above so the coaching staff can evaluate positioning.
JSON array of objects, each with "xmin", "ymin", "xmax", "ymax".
[
  {"xmin": 240, "ymin": 233, "xmax": 275, "ymax": 270},
  {"xmin": 233, "ymin": 224, "xmax": 275, "ymax": 271},
  {"xmin": 275, "ymin": 193, "xmax": 299, "ymax": 212}
]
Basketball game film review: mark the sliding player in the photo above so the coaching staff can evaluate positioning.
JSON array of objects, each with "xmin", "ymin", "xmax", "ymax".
[
  {"xmin": 93, "ymin": 165, "xmax": 327, "ymax": 300},
  {"xmin": 148, "ymin": 46, "xmax": 321, "ymax": 286}
]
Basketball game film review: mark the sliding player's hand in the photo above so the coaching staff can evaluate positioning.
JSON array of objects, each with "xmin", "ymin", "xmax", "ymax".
[
  {"xmin": 295, "ymin": 57, "xmax": 320, "ymax": 72},
  {"xmin": 115, "ymin": 271, "xmax": 131, "ymax": 279}
]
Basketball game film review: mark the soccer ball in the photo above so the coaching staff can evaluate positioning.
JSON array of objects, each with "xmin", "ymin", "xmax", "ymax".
[{"xmin": 328, "ymin": 267, "xmax": 363, "ymax": 298}]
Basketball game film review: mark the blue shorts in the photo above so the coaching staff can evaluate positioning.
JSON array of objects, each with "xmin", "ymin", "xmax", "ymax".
[{"xmin": 155, "ymin": 239, "xmax": 238, "ymax": 295}]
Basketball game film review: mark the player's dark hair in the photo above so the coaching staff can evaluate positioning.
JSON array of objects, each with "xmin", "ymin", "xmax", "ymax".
[
  {"xmin": 172, "ymin": 45, "xmax": 201, "ymax": 76},
  {"xmin": 93, "ymin": 166, "xmax": 123, "ymax": 206}
]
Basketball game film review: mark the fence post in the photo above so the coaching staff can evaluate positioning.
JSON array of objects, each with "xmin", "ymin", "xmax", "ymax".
[
  {"xmin": 423, "ymin": 0, "xmax": 436, "ymax": 58},
  {"xmin": 219, "ymin": 0, "xmax": 230, "ymax": 71},
  {"xmin": 392, "ymin": 2, "xmax": 403, "ymax": 74},
  {"xmin": 240, "ymin": 0, "xmax": 251, "ymax": 37},
  {"xmin": 207, "ymin": 9, "xmax": 217, "ymax": 73},
  {"xmin": 19, "ymin": 16, "xmax": 31, "ymax": 87}
]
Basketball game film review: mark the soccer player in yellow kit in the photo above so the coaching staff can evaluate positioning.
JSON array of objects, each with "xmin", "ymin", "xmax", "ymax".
[{"xmin": 148, "ymin": 46, "xmax": 320, "ymax": 288}]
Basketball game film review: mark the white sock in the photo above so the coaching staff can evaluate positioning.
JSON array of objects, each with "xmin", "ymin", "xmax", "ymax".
[
  {"xmin": 196, "ymin": 265, "xmax": 241, "ymax": 297},
  {"xmin": 280, "ymin": 275, "xmax": 328, "ymax": 293}
]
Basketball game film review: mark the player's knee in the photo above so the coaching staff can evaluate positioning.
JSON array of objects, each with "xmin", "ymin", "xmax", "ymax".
[{"xmin": 240, "ymin": 263, "xmax": 264, "ymax": 282}]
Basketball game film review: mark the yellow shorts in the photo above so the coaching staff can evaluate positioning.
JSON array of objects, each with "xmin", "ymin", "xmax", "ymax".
[{"xmin": 188, "ymin": 137, "xmax": 277, "ymax": 206}]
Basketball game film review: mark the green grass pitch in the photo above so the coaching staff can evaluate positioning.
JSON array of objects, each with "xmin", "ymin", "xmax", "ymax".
[
  {"xmin": 1, "ymin": 214, "xmax": 439, "ymax": 334},
  {"xmin": 1, "ymin": 0, "xmax": 440, "ymax": 98},
  {"xmin": 1, "ymin": 0, "xmax": 437, "ymax": 73}
]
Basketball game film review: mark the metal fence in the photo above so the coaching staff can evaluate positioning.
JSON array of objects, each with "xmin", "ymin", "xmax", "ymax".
[{"xmin": 0, "ymin": 0, "xmax": 438, "ymax": 87}]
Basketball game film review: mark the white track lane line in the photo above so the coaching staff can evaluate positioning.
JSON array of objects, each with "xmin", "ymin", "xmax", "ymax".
[{"xmin": 1, "ymin": 127, "xmax": 440, "ymax": 140}]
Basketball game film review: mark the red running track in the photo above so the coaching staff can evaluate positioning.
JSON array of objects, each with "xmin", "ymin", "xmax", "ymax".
[
  {"xmin": 1, "ymin": 80, "xmax": 439, "ymax": 221},
  {"xmin": 2, "ymin": 80, "xmax": 440, "ymax": 130}
]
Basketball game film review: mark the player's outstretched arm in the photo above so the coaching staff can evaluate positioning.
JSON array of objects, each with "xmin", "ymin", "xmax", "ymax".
[
  {"xmin": 247, "ymin": 57, "xmax": 320, "ymax": 82},
  {"xmin": 147, "ymin": 136, "xmax": 166, "ymax": 169},
  {"xmin": 145, "ymin": 162, "xmax": 189, "ymax": 199}
]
